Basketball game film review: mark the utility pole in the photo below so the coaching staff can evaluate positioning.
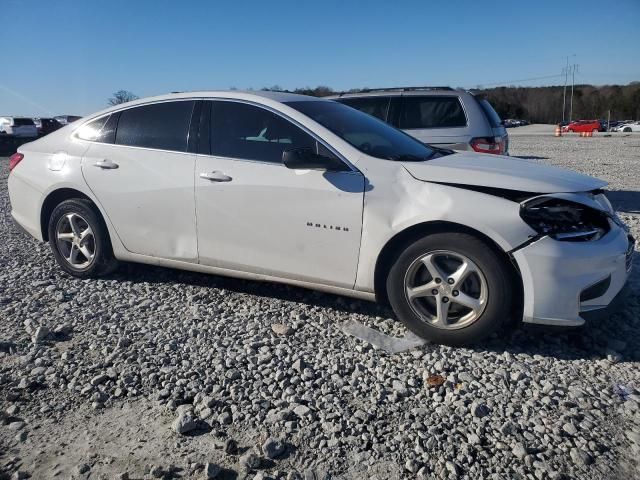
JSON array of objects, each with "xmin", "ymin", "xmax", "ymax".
[
  {"xmin": 562, "ymin": 54, "xmax": 576, "ymax": 123},
  {"xmin": 562, "ymin": 57, "xmax": 569, "ymax": 123},
  {"xmin": 569, "ymin": 63, "xmax": 579, "ymax": 123}
]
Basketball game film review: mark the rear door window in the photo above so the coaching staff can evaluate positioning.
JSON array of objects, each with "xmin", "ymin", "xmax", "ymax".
[
  {"xmin": 337, "ymin": 97, "xmax": 390, "ymax": 121},
  {"xmin": 115, "ymin": 101, "xmax": 195, "ymax": 152},
  {"xmin": 209, "ymin": 101, "xmax": 316, "ymax": 163},
  {"xmin": 398, "ymin": 96, "xmax": 467, "ymax": 129}
]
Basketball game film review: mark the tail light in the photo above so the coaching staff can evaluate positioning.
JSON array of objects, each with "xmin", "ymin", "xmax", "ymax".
[
  {"xmin": 9, "ymin": 153, "xmax": 24, "ymax": 172},
  {"xmin": 470, "ymin": 137, "xmax": 505, "ymax": 155}
]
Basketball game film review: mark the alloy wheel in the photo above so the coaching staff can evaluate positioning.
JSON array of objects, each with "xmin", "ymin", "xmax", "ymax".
[
  {"xmin": 55, "ymin": 213, "xmax": 96, "ymax": 269},
  {"xmin": 404, "ymin": 250, "xmax": 488, "ymax": 330}
]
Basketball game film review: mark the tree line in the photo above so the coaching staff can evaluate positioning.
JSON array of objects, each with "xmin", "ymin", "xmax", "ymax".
[{"xmin": 475, "ymin": 83, "xmax": 640, "ymax": 123}]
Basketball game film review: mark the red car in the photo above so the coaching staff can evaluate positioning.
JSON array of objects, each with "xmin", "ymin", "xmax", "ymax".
[{"xmin": 562, "ymin": 120, "xmax": 602, "ymax": 133}]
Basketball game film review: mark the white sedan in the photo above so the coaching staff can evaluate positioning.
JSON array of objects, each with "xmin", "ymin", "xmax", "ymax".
[
  {"xmin": 7, "ymin": 91, "xmax": 634, "ymax": 345},
  {"xmin": 613, "ymin": 121, "xmax": 640, "ymax": 132}
]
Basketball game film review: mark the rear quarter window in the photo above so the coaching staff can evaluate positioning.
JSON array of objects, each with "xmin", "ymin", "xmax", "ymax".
[{"xmin": 399, "ymin": 96, "xmax": 467, "ymax": 129}]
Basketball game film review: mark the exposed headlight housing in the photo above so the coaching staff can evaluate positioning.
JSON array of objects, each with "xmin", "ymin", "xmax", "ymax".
[{"xmin": 520, "ymin": 196, "xmax": 610, "ymax": 241}]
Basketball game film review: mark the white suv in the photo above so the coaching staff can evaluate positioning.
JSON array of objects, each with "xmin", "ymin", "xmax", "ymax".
[
  {"xmin": 0, "ymin": 116, "xmax": 38, "ymax": 137},
  {"xmin": 7, "ymin": 91, "xmax": 633, "ymax": 345}
]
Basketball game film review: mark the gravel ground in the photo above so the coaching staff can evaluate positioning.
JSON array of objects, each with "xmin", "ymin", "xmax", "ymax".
[{"xmin": 1, "ymin": 135, "xmax": 639, "ymax": 480}]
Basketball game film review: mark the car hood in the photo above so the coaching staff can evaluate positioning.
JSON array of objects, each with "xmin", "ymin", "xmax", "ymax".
[{"xmin": 401, "ymin": 152, "xmax": 607, "ymax": 193}]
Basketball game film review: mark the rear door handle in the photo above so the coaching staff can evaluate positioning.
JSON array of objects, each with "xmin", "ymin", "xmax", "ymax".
[
  {"xmin": 93, "ymin": 159, "xmax": 119, "ymax": 169},
  {"xmin": 200, "ymin": 171, "xmax": 232, "ymax": 182}
]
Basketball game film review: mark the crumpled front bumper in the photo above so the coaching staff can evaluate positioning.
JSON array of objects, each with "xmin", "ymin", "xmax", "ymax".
[{"xmin": 511, "ymin": 226, "xmax": 633, "ymax": 327}]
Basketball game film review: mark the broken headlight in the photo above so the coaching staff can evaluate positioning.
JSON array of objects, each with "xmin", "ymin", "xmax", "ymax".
[{"xmin": 520, "ymin": 197, "xmax": 610, "ymax": 241}]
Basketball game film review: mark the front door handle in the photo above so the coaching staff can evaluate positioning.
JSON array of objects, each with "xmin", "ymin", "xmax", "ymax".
[
  {"xmin": 93, "ymin": 159, "xmax": 119, "ymax": 169},
  {"xmin": 200, "ymin": 171, "xmax": 232, "ymax": 182}
]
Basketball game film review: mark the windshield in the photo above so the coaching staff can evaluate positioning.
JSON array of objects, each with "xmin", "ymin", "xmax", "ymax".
[{"xmin": 285, "ymin": 100, "xmax": 437, "ymax": 161}]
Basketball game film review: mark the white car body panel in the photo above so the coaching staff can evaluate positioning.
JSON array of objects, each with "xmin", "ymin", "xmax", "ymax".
[
  {"xmin": 352, "ymin": 162, "xmax": 537, "ymax": 293},
  {"xmin": 513, "ymin": 227, "xmax": 630, "ymax": 326},
  {"xmin": 195, "ymin": 155, "xmax": 364, "ymax": 287},
  {"xmin": 81, "ymin": 142, "xmax": 198, "ymax": 262},
  {"xmin": 7, "ymin": 90, "xmax": 633, "ymax": 330},
  {"xmin": 402, "ymin": 152, "xmax": 606, "ymax": 193}
]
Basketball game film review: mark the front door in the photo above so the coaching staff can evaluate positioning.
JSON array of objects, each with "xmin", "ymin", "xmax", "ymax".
[{"xmin": 195, "ymin": 100, "xmax": 364, "ymax": 288}]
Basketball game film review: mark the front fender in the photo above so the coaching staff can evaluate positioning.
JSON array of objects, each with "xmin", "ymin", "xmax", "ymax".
[{"xmin": 354, "ymin": 166, "xmax": 536, "ymax": 292}]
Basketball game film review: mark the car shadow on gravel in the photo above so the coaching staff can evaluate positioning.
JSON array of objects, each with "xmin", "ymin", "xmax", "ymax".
[
  {"xmin": 606, "ymin": 190, "xmax": 640, "ymax": 214},
  {"xmin": 113, "ymin": 262, "xmax": 392, "ymax": 319},
  {"xmin": 107, "ymin": 259, "xmax": 639, "ymax": 363}
]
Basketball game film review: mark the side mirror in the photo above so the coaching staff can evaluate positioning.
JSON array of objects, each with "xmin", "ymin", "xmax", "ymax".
[{"xmin": 282, "ymin": 148, "xmax": 349, "ymax": 172}]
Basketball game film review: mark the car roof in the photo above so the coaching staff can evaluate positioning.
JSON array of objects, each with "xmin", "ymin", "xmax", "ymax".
[{"xmin": 81, "ymin": 90, "xmax": 329, "ymax": 122}]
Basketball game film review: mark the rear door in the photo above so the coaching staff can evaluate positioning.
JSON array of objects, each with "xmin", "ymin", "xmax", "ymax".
[
  {"xmin": 396, "ymin": 95, "xmax": 470, "ymax": 148},
  {"xmin": 80, "ymin": 100, "xmax": 199, "ymax": 262}
]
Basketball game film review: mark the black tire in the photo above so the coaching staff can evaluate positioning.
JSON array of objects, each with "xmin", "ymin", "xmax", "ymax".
[
  {"xmin": 47, "ymin": 199, "xmax": 118, "ymax": 278},
  {"xmin": 623, "ymin": 127, "xmax": 632, "ymax": 133},
  {"xmin": 386, "ymin": 232, "xmax": 513, "ymax": 346}
]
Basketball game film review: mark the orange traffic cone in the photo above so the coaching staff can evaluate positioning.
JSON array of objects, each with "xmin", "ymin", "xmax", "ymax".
[{"xmin": 555, "ymin": 125, "xmax": 562, "ymax": 137}]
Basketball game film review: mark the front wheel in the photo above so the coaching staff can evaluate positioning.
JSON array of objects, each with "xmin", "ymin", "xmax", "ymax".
[
  {"xmin": 48, "ymin": 199, "xmax": 118, "ymax": 278},
  {"xmin": 623, "ymin": 127, "xmax": 632, "ymax": 133},
  {"xmin": 386, "ymin": 233, "xmax": 513, "ymax": 346}
]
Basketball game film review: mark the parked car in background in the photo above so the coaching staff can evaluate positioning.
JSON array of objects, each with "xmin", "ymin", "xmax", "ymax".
[
  {"xmin": 329, "ymin": 87, "xmax": 509, "ymax": 155},
  {"xmin": 7, "ymin": 91, "xmax": 633, "ymax": 346},
  {"xmin": 562, "ymin": 120, "xmax": 603, "ymax": 133},
  {"xmin": 613, "ymin": 121, "xmax": 640, "ymax": 132},
  {"xmin": 0, "ymin": 117, "xmax": 38, "ymax": 137},
  {"xmin": 504, "ymin": 119, "xmax": 530, "ymax": 128},
  {"xmin": 54, "ymin": 115, "xmax": 82, "ymax": 125},
  {"xmin": 34, "ymin": 118, "xmax": 63, "ymax": 136},
  {"xmin": 606, "ymin": 121, "xmax": 626, "ymax": 131}
]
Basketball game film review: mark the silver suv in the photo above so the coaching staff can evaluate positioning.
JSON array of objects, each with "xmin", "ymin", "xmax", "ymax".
[{"xmin": 329, "ymin": 87, "xmax": 508, "ymax": 155}]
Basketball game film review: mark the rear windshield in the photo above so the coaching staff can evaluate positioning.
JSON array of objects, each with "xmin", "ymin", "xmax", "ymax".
[
  {"xmin": 286, "ymin": 100, "xmax": 437, "ymax": 161},
  {"xmin": 476, "ymin": 98, "xmax": 502, "ymax": 128},
  {"xmin": 14, "ymin": 118, "xmax": 35, "ymax": 126}
]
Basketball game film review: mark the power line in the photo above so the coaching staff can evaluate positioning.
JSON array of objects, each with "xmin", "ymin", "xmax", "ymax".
[{"xmin": 474, "ymin": 73, "xmax": 565, "ymax": 88}]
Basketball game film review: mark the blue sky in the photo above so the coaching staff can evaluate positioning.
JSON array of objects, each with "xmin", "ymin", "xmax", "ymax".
[{"xmin": 2, "ymin": 0, "xmax": 639, "ymax": 116}]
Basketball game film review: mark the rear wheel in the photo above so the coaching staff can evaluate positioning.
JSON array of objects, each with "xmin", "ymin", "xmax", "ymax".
[
  {"xmin": 386, "ymin": 233, "xmax": 513, "ymax": 346},
  {"xmin": 623, "ymin": 127, "xmax": 632, "ymax": 133},
  {"xmin": 48, "ymin": 199, "xmax": 118, "ymax": 278}
]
